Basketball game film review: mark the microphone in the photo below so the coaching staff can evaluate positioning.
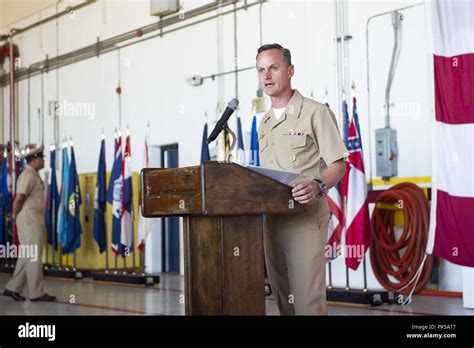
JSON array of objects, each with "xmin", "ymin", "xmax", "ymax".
[{"xmin": 206, "ymin": 98, "xmax": 239, "ymax": 144}]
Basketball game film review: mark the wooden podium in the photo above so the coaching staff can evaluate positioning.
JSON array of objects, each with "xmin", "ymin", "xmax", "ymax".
[{"xmin": 140, "ymin": 161, "xmax": 305, "ymax": 315}]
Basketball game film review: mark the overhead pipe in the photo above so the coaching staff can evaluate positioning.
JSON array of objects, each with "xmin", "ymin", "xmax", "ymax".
[
  {"xmin": 0, "ymin": 0, "xmax": 267, "ymax": 87},
  {"xmin": 0, "ymin": 1, "xmax": 96, "ymax": 38},
  {"xmin": 0, "ymin": 0, "xmax": 235, "ymax": 85}
]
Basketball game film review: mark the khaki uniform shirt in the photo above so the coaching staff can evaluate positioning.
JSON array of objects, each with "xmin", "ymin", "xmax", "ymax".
[
  {"xmin": 16, "ymin": 165, "xmax": 45, "ymax": 222},
  {"xmin": 258, "ymin": 89, "xmax": 348, "ymax": 183}
]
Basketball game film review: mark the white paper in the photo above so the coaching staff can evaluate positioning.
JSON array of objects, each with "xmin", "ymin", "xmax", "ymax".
[{"xmin": 246, "ymin": 165, "xmax": 299, "ymax": 186}]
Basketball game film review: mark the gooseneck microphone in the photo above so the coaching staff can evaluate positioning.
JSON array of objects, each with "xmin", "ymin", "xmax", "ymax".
[{"xmin": 206, "ymin": 98, "xmax": 239, "ymax": 144}]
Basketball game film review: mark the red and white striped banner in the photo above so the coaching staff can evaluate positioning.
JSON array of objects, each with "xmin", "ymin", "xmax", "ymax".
[{"xmin": 427, "ymin": 0, "xmax": 474, "ymax": 266}]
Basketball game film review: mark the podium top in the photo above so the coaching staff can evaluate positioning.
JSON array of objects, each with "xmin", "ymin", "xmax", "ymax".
[{"xmin": 141, "ymin": 161, "xmax": 306, "ymax": 217}]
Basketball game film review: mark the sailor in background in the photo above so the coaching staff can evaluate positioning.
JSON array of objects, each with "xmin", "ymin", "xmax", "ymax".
[{"xmin": 3, "ymin": 147, "xmax": 56, "ymax": 302}]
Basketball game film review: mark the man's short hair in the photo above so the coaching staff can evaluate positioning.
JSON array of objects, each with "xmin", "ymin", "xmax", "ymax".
[{"xmin": 256, "ymin": 43, "xmax": 292, "ymax": 66}]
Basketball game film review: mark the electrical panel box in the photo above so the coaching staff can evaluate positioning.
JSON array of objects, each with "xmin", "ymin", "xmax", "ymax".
[
  {"xmin": 150, "ymin": 0, "xmax": 179, "ymax": 17},
  {"xmin": 375, "ymin": 128, "xmax": 398, "ymax": 179}
]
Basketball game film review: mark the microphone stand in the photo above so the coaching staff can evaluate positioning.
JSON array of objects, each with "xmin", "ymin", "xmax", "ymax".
[{"xmin": 224, "ymin": 126, "xmax": 236, "ymax": 163}]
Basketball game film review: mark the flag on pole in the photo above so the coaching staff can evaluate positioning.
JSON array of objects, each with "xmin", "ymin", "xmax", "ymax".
[
  {"xmin": 324, "ymin": 103, "xmax": 344, "ymax": 259},
  {"xmin": 63, "ymin": 142, "xmax": 82, "ymax": 254},
  {"xmin": 200, "ymin": 120, "xmax": 210, "ymax": 163},
  {"xmin": 11, "ymin": 146, "xmax": 25, "ymax": 248},
  {"xmin": 138, "ymin": 125, "xmax": 154, "ymax": 251},
  {"xmin": 0, "ymin": 153, "xmax": 11, "ymax": 246},
  {"xmin": 121, "ymin": 131, "xmax": 133, "ymax": 252},
  {"xmin": 236, "ymin": 116, "xmax": 246, "ymax": 165},
  {"xmin": 250, "ymin": 114, "xmax": 260, "ymax": 166},
  {"xmin": 326, "ymin": 182, "xmax": 344, "ymax": 260},
  {"xmin": 57, "ymin": 142, "xmax": 70, "ymax": 246},
  {"xmin": 93, "ymin": 136, "xmax": 107, "ymax": 253},
  {"xmin": 427, "ymin": 0, "xmax": 474, "ymax": 266},
  {"xmin": 45, "ymin": 146, "xmax": 59, "ymax": 248},
  {"xmin": 341, "ymin": 101, "xmax": 350, "ymax": 200},
  {"xmin": 344, "ymin": 97, "xmax": 371, "ymax": 270},
  {"xmin": 12, "ymin": 147, "xmax": 22, "ymax": 248},
  {"xmin": 108, "ymin": 132, "xmax": 123, "ymax": 256}
]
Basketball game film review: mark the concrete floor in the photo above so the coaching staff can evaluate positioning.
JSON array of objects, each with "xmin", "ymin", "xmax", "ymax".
[{"xmin": 0, "ymin": 272, "xmax": 472, "ymax": 316}]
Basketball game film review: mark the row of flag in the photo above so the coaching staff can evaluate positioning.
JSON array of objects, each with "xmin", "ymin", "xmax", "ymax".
[
  {"xmin": 326, "ymin": 97, "xmax": 370, "ymax": 271},
  {"xmin": 0, "ymin": 149, "xmax": 32, "ymax": 248},
  {"xmin": 45, "ymin": 140, "xmax": 82, "ymax": 254},
  {"xmin": 104, "ymin": 130, "xmax": 134, "ymax": 256},
  {"xmin": 93, "ymin": 128, "xmax": 151, "ymax": 257},
  {"xmin": 43, "ymin": 128, "xmax": 151, "ymax": 257}
]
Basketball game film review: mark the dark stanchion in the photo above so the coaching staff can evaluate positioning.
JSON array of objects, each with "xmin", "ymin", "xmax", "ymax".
[
  {"xmin": 345, "ymin": 265, "xmax": 350, "ymax": 290},
  {"xmin": 131, "ymin": 245, "xmax": 136, "ymax": 275},
  {"xmin": 327, "ymin": 261, "xmax": 333, "ymax": 289},
  {"xmin": 93, "ymin": 243, "xmax": 158, "ymax": 286},
  {"xmin": 123, "ymin": 252, "xmax": 127, "ymax": 275},
  {"xmin": 43, "ymin": 249, "xmax": 90, "ymax": 280},
  {"xmin": 326, "ymin": 256, "xmax": 389, "ymax": 306},
  {"xmin": 92, "ymin": 253, "xmax": 159, "ymax": 286},
  {"xmin": 363, "ymin": 254, "xmax": 368, "ymax": 291}
]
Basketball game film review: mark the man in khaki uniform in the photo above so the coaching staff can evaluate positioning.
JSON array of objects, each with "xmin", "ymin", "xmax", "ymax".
[
  {"xmin": 256, "ymin": 44, "xmax": 347, "ymax": 315},
  {"xmin": 3, "ymin": 147, "xmax": 56, "ymax": 302}
]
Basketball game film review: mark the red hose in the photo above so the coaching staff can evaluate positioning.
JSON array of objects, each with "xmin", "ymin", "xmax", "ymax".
[{"xmin": 370, "ymin": 182, "xmax": 433, "ymax": 295}]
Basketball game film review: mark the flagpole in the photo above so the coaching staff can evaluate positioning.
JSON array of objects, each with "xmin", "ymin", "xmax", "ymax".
[
  {"xmin": 132, "ymin": 248, "xmax": 136, "ymax": 274},
  {"xmin": 50, "ymin": 144, "xmax": 55, "ymax": 269},
  {"xmin": 352, "ymin": 82, "xmax": 369, "ymax": 293},
  {"xmin": 328, "ymin": 262, "xmax": 333, "ymax": 289},
  {"xmin": 104, "ymin": 215, "xmax": 109, "ymax": 273},
  {"xmin": 103, "ymin": 130, "xmax": 109, "ymax": 273},
  {"xmin": 131, "ymin": 241, "xmax": 136, "ymax": 274},
  {"xmin": 341, "ymin": 91, "xmax": 350, "ymax": 291},
  {"xmin": 123, "ymin": 252, "xmax": 127, "ymax": 274},
  {"xmin": 52, "ymin": 145, "xmax": 56, "ymax": 269},
  {"xmin": 128, "ymin": 127, "xmax": 136, "ymax": 274},
  {"xmin": 44, "ymin": 147, "xmax": 50, "ymax": 269},
  {"xmin": 73, "ymin": 250, "xmax": 77, "ymax": 271},
  {"xmin": 344, "ymin": 195, "xmax": 350, "ymax": 291},
  {"xmin": 46, "ymin": 240, "xmax": 50, "ymax": 270},
  {"xmin": 363, "ymin": 254, "xmax": 368, "ymax": 292},
  {"xmin": 59, "ymin": 138, "xmax": 65, "ymax": 271}
]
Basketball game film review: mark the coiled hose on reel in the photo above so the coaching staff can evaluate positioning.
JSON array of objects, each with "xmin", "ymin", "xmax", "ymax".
[{"xmin": 370, "ymin": 182, "xmax": 433, "ymax": 295}]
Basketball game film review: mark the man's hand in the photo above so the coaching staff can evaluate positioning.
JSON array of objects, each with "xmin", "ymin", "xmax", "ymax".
[
  {"xmin": 292, "ymin": 180, "xmax": 319, "ymax": 204},
  {"xmin": 12, "ymin": 193, "xmax": 26, "ymax": 222}
]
